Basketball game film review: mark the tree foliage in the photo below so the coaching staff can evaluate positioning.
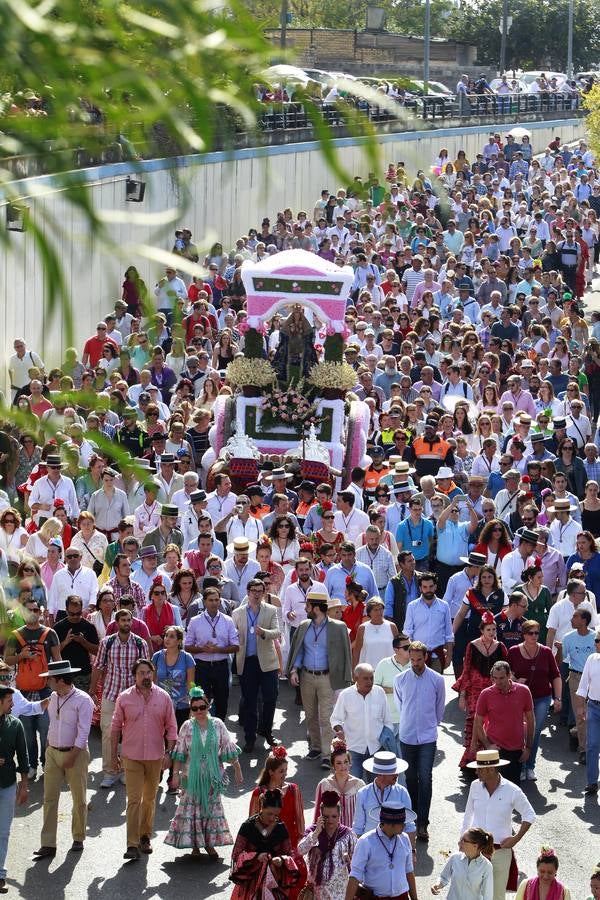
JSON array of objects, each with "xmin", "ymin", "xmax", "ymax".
[
  {"xmin": 583, "ymin": 86, "xmax": 600, "ymax": 162},
  {"xmin": 445, "ymin": 0, "xmax": 600, "ymax": 71}
]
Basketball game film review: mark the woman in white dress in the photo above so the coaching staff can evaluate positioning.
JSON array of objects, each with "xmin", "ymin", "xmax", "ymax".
[
  {"xmin": 354, "ymin": 598, "xmax": 398, "ymax": 669},
  {"xmin": 0, "ymin": 508, "xmax": 28, "ymax": 566},
  {"xmin": 23, "ymin": 517, "xmax": 63, "ymax": 563},
  {"xmin": 268, "ymin": 517, "xmax": 301, "ymax": 574}
]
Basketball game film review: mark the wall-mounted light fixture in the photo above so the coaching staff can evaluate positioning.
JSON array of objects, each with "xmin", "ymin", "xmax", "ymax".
[{"xmin": 125, "ymin": 176, "xmax": 146, "ymax": 202}]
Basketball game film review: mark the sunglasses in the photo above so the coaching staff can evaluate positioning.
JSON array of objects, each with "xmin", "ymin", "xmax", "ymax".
[
  {"xmin": 322, "ymin": 515, "xmax": 335, "ymax": 520},
  {"xmin": 191, "ymin": 705, "xmax": 209, "ymax": 711},
  {"xmin": 152, "ymin": 589, "xmax": 167, "ymax": 596},
  {"xmin": 3, "ymin": 518, "xmax": 16, "ymax": 523},
  {"xmin": 397, "ymin": 644, "xmax": 411, "ymax": 651},
  {"xmin": 525, "ymin": 630, "xmax": 540, "ymax": 635},
  {"xmin": 66, "ymin": 554, "xmax": 81, "ymax": 559}
]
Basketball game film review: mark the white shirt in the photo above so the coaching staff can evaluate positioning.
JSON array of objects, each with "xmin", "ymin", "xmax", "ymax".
[
  {"xmin": 500, "ymin": 550, "xmax": 536, "ymax": 596},
  {"xmin": 494, "ymin": 488, "xmax": 520, "ymax": 522},
  {"xmin": 546, "ymin": 597, "xmax": 597, "ymax": 643},
  {"xmin": 226, "ymin": 516, "xmax": 264, "ymax": 544},
  {"xmin": 437, "ymin": 852, "xmax": 493, "ymax": 900},
  {"xmin": 8, "ymin": 350, "xmax": 44, "ymax": 391},
  {"xmin": 345, "ymin": 483, "xmax": 365, "ymax": 511},
  {"xmin": 282, "ymin": 580, "xmax": 327, "ymax": 624},
  {"xmin": 29, "ymin": 474, "xmax": 80, "ymax": 527},
  {"xmin": 134, "ymin": 499, "xmax": 161, "ymax": 538},
  {"xmin": 548, "ymin": 517, "xmax": 582, "ymax": 558},
  {"xmin": 205, "ymin": 491, "xmax": 238, "ymax": 527},
  {"xmin": 462, "ymin": 775, "xmax": 536, "ymax": 844},
  {"xmin": 576, "ymin": 652, "xmax": 600, "ymax": 702},
  {"xmin": 331, "ymin": 684, "xmax": 391, "ymax": 754},
  {"xmin": 471, "ymin": 453, "xmax": 501, "ymax": 479},
  {"xmin": 334, "ymin": 508, "xmax": 370, "ymax": 543},
  {"xmin": 47, "ymin": 565, "xmax": 99, "ymax": 615}
]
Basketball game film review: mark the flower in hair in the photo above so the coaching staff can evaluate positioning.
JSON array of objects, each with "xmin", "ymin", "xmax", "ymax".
[
  {"xmin": 189, "ymin": 685, "xmax": 206, "ymax": 699},
  {"xmin": 152, "ymin": 575, "xmax": 164, "ymax": 587},
  {"xmin": 539, "ymin": 846, "xmax": 556, "ymax": 859},
  {"xmin": 318, "ymin": 500, "xmax": 333, "ymax": 516},
  {"xmin": 272, "ymin": 746, "xmax": 287, "ymax": 760},
  {"xmin": 321, "ymin": 790, "xmax": 340, "ymax": 806},
  {"xmin": 331, "ymin": 738, "xmax": 347, "ymax": 753},
  {"xmin": 258, "ymin": 536, "xmax": 272, "ymax": 548},
  {"xmin": 534, "ymin": 555, "xmax": 542, "ymax": 568}
]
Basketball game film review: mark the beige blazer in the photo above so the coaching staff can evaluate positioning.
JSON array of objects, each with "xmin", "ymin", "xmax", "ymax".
[{"xmin": 232, "ymin": 601, "xmax": 280, "ymax": 675}]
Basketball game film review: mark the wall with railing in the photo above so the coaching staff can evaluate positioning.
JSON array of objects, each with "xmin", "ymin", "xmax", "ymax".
[{"xmin": 0, "ymin": 116, "xmax": 587, "ymax": 394}]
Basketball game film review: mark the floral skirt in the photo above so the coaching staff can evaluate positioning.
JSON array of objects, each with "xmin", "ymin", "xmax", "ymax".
[{"xmin": 164, "ymin": 790, "xmax": 233, "ymax": 849}]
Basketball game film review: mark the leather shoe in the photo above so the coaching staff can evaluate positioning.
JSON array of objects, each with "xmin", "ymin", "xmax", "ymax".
[
  {"xmin": 584, "ymin": 783, "xmax": 599, "ymax": 795},
  {"xmin": 139, "ymin": 835, "xmax": 152, "ymax": 854},
  {"xmin": 70, "ymin": 841, "xmax": 84, "ymax": 852},
  {"xmin": 243, "ymin": 740, "xmax": 255, "ymax": 754},
  {"xmin": 32, "ymin": 846, "xmax": 56, "ymax": 859},
  {"xmin": 260, "ymin": 732, "xmax": 281, "ymax": 747},
  {"xmin": 416, "ymin": 826, "xmax": 429, "ymax": 841},
  {"xmin": 123, "ymin": 846, "xmax": 141, "ymax": 860},
  {"xmin": 0, "ymin": 878, "xmax": 7, "ymax": 893}
]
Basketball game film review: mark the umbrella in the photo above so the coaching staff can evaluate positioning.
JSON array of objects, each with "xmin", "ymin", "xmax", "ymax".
[{"xmin": 507, "ymin": 127, "xmax": 532, "ymax": 140}]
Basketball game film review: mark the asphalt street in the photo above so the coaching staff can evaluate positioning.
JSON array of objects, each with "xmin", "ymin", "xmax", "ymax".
[
  {"xmin": 5, "ymin": 674, "xmax": 600, "ymax": 900},
  {"xmin": 6, "ymin": 286, "xmax": 600, "ymax": 899}
]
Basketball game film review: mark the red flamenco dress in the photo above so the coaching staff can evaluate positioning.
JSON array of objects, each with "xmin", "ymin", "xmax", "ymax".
[
  {"xmin": 452, "ymin": 637, "xmax": 507, "ymax": 768},
  {"xmin": 249, "ymin": 784, "xmax": 307, "ymax": 899}
]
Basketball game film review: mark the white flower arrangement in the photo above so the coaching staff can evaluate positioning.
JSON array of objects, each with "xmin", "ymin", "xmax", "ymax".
[
  {"xmin": 225, "ymin": 357, "xmax": 276, "ymax": 387},
  {"xmin": 308, "ymin": 361, "xmax": 358, "ymax": 391}
]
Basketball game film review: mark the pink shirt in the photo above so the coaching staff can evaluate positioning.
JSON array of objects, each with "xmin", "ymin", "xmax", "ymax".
[
  {"xmin": 47, "ymin": 687, "xmax": 95, "ymax": 750},
  {"xmin": 40, "ymin": 560, "xmax": 65, "ymax": 591},
  {"xmin": 111, "ymin": 683, "xmax": 177, "ymax": 760},
  {"xmin": 105, "ymin": 616, "xmax": 152, "ymax": 646}
]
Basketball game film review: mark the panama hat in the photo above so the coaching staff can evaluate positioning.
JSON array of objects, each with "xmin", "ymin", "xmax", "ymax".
[
  {"xmin": 226, "ymin": 536, "xmax": 257, "ymax": 555},
  {"xmin": 467, "ymin": 749, "xmax": 510, "ymax": 769}
]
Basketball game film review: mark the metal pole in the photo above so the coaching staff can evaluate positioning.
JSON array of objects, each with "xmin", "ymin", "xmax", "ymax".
[
  {"xmin": 423, "ymin": 0, "xmax": 430, "ymax": 93},
  {"xmin": 500, "ymin": 0, "xmax": 508, "ymax": 74},
  {"xmin": 566, "ymin": 0, "xmax": 574, "ymax": 78},
  {"xmin": 280, "ymin": 0, "xmax": 288, "ymax": 49}
]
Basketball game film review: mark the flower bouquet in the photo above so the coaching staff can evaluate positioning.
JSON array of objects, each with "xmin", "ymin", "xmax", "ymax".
[
  {"xmin": 308, "ymin": 361, "xmax": 358, "ymax": 399},
  {"xmin": 225, "ymin": 357, "xmax": 276, "ymax": 395},
  {"xmin": 259, "ymin": 380, "xmax": 320, "ymax": 432}
]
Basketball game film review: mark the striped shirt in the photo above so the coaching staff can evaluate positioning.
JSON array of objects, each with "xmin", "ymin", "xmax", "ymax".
[{"xmin": 108, "ymin": 576, "xmax": 147, "ymax": 619}]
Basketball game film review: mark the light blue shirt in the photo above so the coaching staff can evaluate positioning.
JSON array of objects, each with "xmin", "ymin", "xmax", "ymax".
[
  {"xmin": 395, "ymin": 517, "xmax": 434, "ymax": 562},
  {"xmin": 404, "ymin": 597, "xmax": 453, "ymax": 650},
  {"xmin": 443, "ymin": 570, "xmax": 477, "ymax": 619},
  {"xmin": 325, "ymin": 562, "xmax": 378, "ymax": 602},
  {"xmin": 436, "ymin": 520, "xmax": 470, "ymax": 565},
  {"xmin": 293, "ymin": 620, "xmax": 329, "ymax": 671},
  {"xmin": 384, "ymin": 575, "xmax": 418, "ymax": 619},
  {"xmin": 353, "ymin": 781, "xmax": 416, "ymax": 837},
  {"xmin": 350, "ymin": 828, "xmax": 413, "ymax": 898},
  {"xmin": 245, "ymin": 606, "xmax": 260, "ymax": 657},
  {"xmin": 562, "ymin": 628, "xmax": 597, "ymax": 672},
  {"xmin": 394, "ymin": 665, "xmax": 446, "ymax": 744}
]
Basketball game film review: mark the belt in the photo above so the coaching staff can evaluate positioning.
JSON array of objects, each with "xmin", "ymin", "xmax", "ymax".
[
  {"xmin": 50, "ymin": 746, "xmax": 74, "ymax": 752},
  {"xmin": 569, "ymin": 669, "xmax": 583, "ymax": 674},
  {"xmin": 303, "ymin": 668, "xmax": 329, "ymax": 676},
  {"xmin": 589, "ymin": 698, "xmax": 600, "ymax": 705},
  {"xmin": 196, "ymin": 658, "xmax": 228, "ymax": 665}
]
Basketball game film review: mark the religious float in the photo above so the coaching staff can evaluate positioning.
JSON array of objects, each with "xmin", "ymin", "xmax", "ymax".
[{"xmin": 202, "ymin": 250, "xmax": 371, "ymax": 491}]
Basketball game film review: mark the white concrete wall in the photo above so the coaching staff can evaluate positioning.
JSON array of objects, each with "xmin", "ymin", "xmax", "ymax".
[{"xmin": 0, "ymin": 117, "xmax": 587, "ymax": 393}]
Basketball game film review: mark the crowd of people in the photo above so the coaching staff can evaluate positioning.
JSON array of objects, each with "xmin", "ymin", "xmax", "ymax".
[{"xmin": 0, "ymin": 129, "xmax": 600, "ymax": 897}]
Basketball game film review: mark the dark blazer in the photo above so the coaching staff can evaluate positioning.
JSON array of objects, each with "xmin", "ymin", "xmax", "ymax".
[{"xmin": 286, "ymin": 617, "xmax": 352, "ymax": 691}]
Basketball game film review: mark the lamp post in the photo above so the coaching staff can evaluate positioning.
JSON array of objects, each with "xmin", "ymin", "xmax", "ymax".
[
  {"xmin": 280, "ymin": 0, "xmax": 288, "ymax": 49},
  {"xmin": 566, "ymin": 0, "xmax": 574, "ymax": 78},
  {"xmin": 499, "ymin": 0, "xmax": 508, "ymax": 74},
  {"xmin": 423, "ymin": 0, "xmax": 431, "ymax": 93}
]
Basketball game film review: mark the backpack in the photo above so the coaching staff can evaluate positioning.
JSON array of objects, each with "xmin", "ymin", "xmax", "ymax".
[
  {"xmin": 14, "ymin": 627, "xmax": 51, "ymax": 692},
  {"xmin": 105, "ymin": 632, "xmax": 146, "ymax": 660}
]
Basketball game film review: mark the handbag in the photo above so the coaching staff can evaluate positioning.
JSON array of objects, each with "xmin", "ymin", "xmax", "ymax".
[{"xmin": 81, "ymin": 539, "xmax": 104, "ymax": 577}]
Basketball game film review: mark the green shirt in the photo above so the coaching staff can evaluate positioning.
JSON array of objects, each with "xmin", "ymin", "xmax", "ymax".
[{"xmin": 0, "ymin": 713, "xmax": 29, "ymax": 788}]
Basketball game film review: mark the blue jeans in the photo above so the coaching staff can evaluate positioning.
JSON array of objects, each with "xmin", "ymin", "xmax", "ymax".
[
  {"xmin": 586, "ymin": 699, "xmax": 600, "ymax": 786},
  {"xmin": 238, "ymin": 655, "xmax": 279, "ymax": 743},
  {"xmin": 528, "ymin": 695, "xmax": 552, "ymax": 771},
  {"xmin": 349, "ymin": 750, "xmax": 370, "ymax": 779},
  {"xmin": 20, "ymin": 708, "xmax": 49, "ymax": 769},
  {"xmin": 559, "ymin": 661, "xmax": 572, "ymax": 725},
  {"xmin": 399, "ymin": 740, "xmax": 436, "ymax": 827},
  {"xmin": 0, "ymin": 783, "xmax": 17, "ymax": 879}
]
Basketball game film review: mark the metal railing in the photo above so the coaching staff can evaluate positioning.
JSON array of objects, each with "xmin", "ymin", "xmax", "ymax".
[{"xmin": 1, "ymin": 92, "xmax": 585, "ymax": 182}]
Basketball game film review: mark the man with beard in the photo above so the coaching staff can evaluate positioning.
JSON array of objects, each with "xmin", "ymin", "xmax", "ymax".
[
  {"xmin": 110, "ymin": 659, "xmax": 177, "ymax": 859},
  {"xmin": 288, "ymin": 591, "xmax": 352, "ymax": 770}
]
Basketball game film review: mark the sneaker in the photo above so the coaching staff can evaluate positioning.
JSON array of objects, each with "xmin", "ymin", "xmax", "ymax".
[
  {"xmin": 28, "ymin": 767, "xmax": 37, "ymax": 780},
  {"xmin": 306, "ymin": 749, "xmax": 321, "ymax": 760},
  {"xmin": 100, "ymin": 773, "xmax": 118, "ymax": 789},
  {"xmin": 321, "ymin": 758, "xmax": 331, "ymax": 770},
  {"xmin": 120, "ymin": 772, "xmax": 126, "ymax": 785},
  {"xmin": 526, "ymin": 769, "xmax": 537, "ymax": 781}
]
